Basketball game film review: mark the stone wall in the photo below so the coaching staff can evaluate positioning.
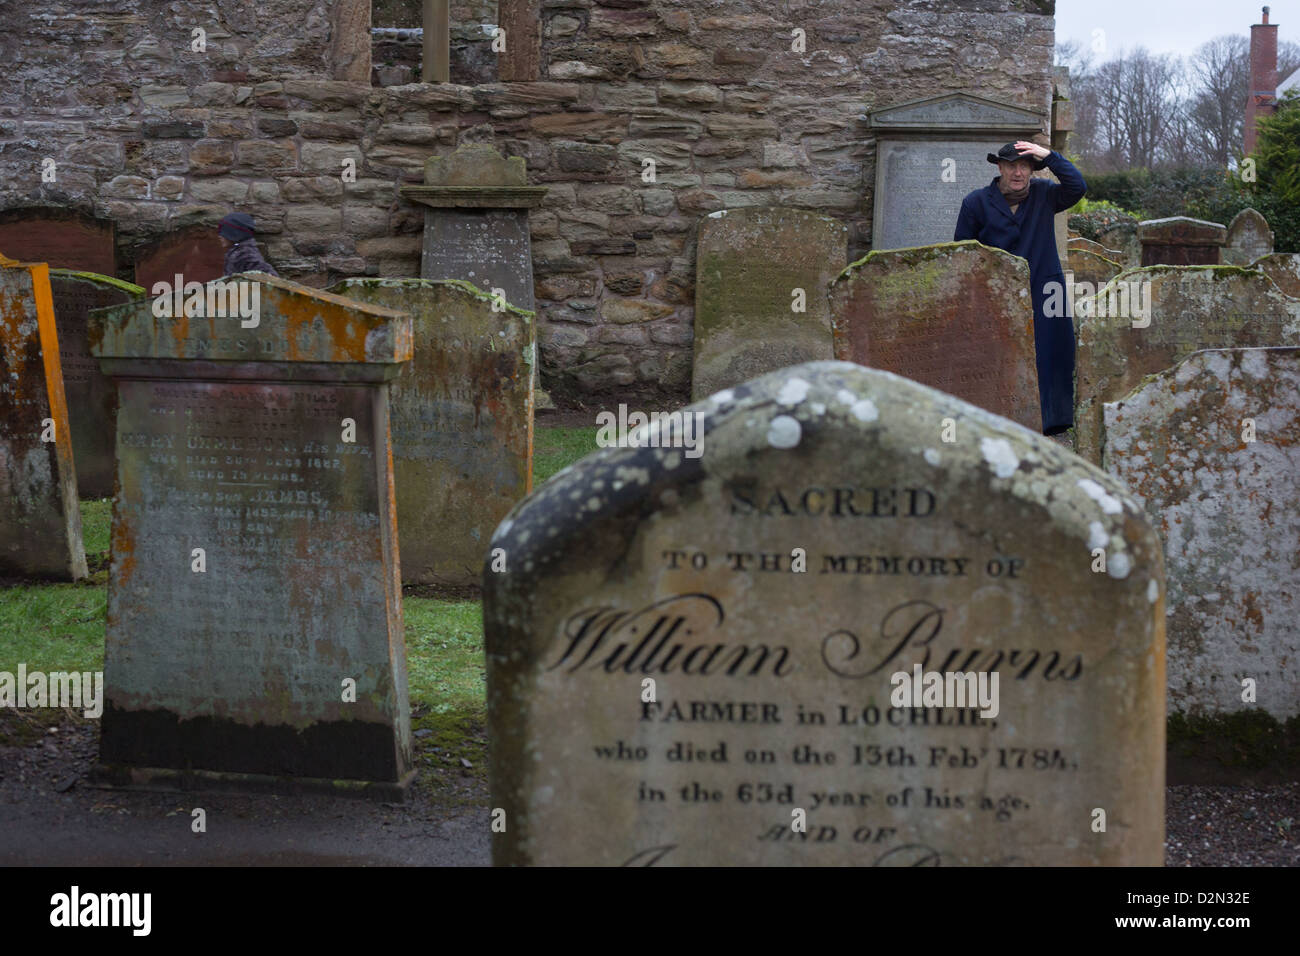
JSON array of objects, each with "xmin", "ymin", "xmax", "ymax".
[{"xmin": 0, "ymin": 0, "xmax": 1056, "ymax": 404}]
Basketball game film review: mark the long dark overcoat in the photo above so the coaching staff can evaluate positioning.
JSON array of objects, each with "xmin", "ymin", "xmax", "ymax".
[{"xmin": 954, "ymin": 151, "xmax": 1087, "ymax": 434}]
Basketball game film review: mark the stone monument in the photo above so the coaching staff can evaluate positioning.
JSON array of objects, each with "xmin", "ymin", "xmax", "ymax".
[
  {"xmin": 1137, "ymin": 217, "xmax": 1226, "ymax": 267},
  {"xmin": 1223, "ymin": 208, "xmax": 1274, "ymax": 266}
]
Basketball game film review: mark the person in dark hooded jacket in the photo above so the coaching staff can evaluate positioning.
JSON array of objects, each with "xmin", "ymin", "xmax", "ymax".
[
  {"xmin": 217, "ymin": 212, "xmax": 279, "ymax": 277},
  {"xmin": 954, "ymin": 140, "xmax": 1086, "ymax": 436}
]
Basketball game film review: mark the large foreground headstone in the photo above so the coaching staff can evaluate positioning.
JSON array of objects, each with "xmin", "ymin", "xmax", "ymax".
[
  {"xmin": 1075, "ymin": 266, "xmax": 1300, "ymax": 464},
  {"xmin": 1223, "ymin": 208, "xmax": 1273, "ymax": 266},
  {"xmin": 400, "ymin": 145, "xmax": 547, "ymax": 312},
  {"xmin": 692, "ymin": 206, "xmax": 845, "ymax": 401},
  {"xmin": 1254, "ymin": 253, "xmax": 1300, "ymax": 299},
  {"xmin": 90, "ymin": 275, "xmax": 415, "ymax": 792},
  {"xmin": 49, "ymin": 270, "xmax": 146, "ymax": 499},
  {"xmin": 868, "ymin": 92, "xmax": 1045, "ymax": 250},
  {"xmin": 1103, "ymin": 348, "xmax": 1300, "ymax": 720},
  {"xmin": 829, "ymin": 241, "xmax": 1039, "ymax": 431},
  {"xmin": 485, "ymin": 361, "xmax": 1165, "ymax": 865},
  {"xmin": 0, "ymin": 261, "xmax": 88, "ymax": 580},
  {"xmin": 331, "ymin": 278, "xmax": 534, "ymax": 587}
]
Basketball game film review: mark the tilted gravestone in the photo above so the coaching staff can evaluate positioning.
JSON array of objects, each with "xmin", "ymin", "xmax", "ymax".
[
  {"xmin": 1137, "ymin": 217, "xmax": 1225, "ymax": 267},
  {"xmin": 1075, "ymin": 266, "xmax": 1300, "ymax": 465},
  {"xmin": 829, "ymin": 241, "xmax": 1039, "ymax": 432},
  {"xmin": 1095, "ymin": 222, "xmax": 1141, "ymax": 268},
  {"xmin": 400, "ymin": 144, "xmax": 547, "ymax": 312},
  {"xmin": 48, "ymin": 270, "xmax": 146, "ymax": 499},
  {"xmin": 1067, "ymin": 236, "xmax": 1121, "ymax": 259},
  {"xmin": 485, "ymin": 360, "xmax": 1166, "ymax": 866},
  {"xmin": 692, "ymin": 206, "xmax": 846, "ymax": 401},
  {"xmin": 1223, "ymin": 208, "xmax": 1274, "ymax": 266},
  {"xmin": 1103, "ymin": 348, "xmax": 1300, "ymax": 721},
  {"xmin": 90, "ymin": 274, "xmax": 416, "ymax": 794},
  {"xmin": 1253, "ymin": 252, "xmax": 1300, "ymax": 299},
  {"xmin": 133, "ymin": 224, "xmax": 227, "ymax": 294},
  {"xmin": 868, "ymin": 92, "xmax": 1045, "ymax": 251},
  {"xmin": 331, "ymin": 278, "xmax": 535, "ymax": 588},
  {"xmin": 1066, "ymin": 248, "xmax": 1123, "ymax": 291},
  {"xmin": 0, "ymin": 260, "xmax": 88, "ymax": 580}
]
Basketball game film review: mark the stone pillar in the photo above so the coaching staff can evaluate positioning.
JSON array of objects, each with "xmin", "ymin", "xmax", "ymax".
[{"xmin": 400, "ymin": 145, "xmax": 548, "ymax": 312}]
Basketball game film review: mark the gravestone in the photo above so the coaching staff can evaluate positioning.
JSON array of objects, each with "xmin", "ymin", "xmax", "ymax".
[
  {"xmin": 1254, "ymin": 252, "xmax": 1300, "ymax": 298},
  {"xmin": 1075, "ymin": 266, "xmax": 1300, "ymax": 464},
  {"xmin": 0, "ymin": 210, "xmax": 116, "ymax": 275},
  {"xmin": 485, "ymin": 360, "xmax": 1166, "ymax": 866},
  {"xmin": 1137, "ymin": 217, "xmax": 1226, "ymax": 267},
  {"xmin": 1067, "ymin": 236, "xmax": 1122, "ymax": 260},
  {"xmin": 869, "ymin": 93, "xmax": 1046, "ymax": 251},
  {"xmin": 829, "ymin": 241, "xmax": 1039, "ymax": 431},
  {"xmin": 1103, "ymin": 348, "xmax": 1300, "ymax": 720},
  {"xmin": 1096, "ymin": 222, "xmax": 1141, "ymax": 268},
  {"xmin": 400, "ymin": 145, "xmax": 547, "ymax": 312},
  {"xmin": 1223, "ymin": 208, "xmax": 1273, "ymax": 266},
  {"xmin": 90, "ymin": 274, "xmax": 416, "ymax": 793},
  {"xmin": 331, "ymin": 278, "xmax": 534, "ymax": 588},
  {"xmin": 133, "ymin": 224, "xmax": 227, "ymax": 294},
  {"xmin": 0, "ymin": 261, "xmax": 88, "ymax": 580},
  {"xmin": 1066, "ymin": 248, "xmax": 1122, "ymax": 291},
  {"xmin": 692, "ymin": 206, "xmax": 846, "ymax": 401},
  {"xmin": 49, "ymin": 270, "xmax": 146, "ymax": 499}
]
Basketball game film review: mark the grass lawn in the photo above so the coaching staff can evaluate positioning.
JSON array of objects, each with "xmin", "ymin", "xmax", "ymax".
[{"xmin": 0, "ymin": 424, "xmax": 601, "ymax": 771}]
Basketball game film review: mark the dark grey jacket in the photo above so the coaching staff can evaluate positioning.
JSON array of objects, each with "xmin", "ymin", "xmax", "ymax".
[{"xmin": 223, "ymin": 239, "xmax": 278, "ymax": 277}]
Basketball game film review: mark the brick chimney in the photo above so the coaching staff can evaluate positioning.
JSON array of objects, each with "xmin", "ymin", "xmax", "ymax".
[{"xmin": 1246, "ymin": 6, "xmax": 1279, "ymax": 155}]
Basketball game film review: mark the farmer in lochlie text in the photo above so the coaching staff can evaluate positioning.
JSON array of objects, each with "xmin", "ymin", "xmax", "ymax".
[{"xmin": 954, "ymin": 140, "xmax": 1086, "ymax": 438}]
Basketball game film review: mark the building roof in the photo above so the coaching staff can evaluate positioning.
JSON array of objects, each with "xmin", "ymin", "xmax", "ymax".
[{"xmin": 1280, "ymin": 66, "xmax": 1300, "ymax": 96}]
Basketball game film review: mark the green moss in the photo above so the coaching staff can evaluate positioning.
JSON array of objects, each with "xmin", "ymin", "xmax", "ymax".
[
  {"xmin": 336, "ymin": 276, "xmax": 535, "ymax": 318},
  {"xmin": 50, "ymin": 269, "xmax": 146, "ymax": 296},
  {"xmin": 1168, "ymin": 709, "xmax": 1300, "ymax": 770}
]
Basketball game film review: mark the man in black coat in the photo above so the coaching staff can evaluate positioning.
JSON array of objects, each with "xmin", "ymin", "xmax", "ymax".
[
  {"xmin": 954, "ymin": 141, "xmax": 1086, "ymax": 436},
  {"xmin": 217, "ymin": 212, "xmax": 279, "ymax": 277}
]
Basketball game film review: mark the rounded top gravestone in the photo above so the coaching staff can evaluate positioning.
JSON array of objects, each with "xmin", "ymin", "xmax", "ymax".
[{"xmin": 484, "ymin": 360, "xmax": 1166, "ymax": 866}]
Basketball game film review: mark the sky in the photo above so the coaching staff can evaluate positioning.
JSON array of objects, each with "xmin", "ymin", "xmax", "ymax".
[{"xmin": 1054, "ymin": 0, "xmax": 1284, "ymax": 60}]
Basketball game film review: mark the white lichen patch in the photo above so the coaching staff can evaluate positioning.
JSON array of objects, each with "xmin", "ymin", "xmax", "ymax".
[
  {"xmin": 979, "ymin": 437, "xmax": 1019, "ymax": 478},
  {"xmin": 810, "ymin": 402, "xmax": 826, "ymax": 415},
  {"xmin": 923, "ymin": 448, "xmax": 941, "ymax": 466},
  {"xmin": 585, "ymin": 497, "xmax": 602, "ymax": 511},
  {"xmin": 767, "ymin": 415, "xmax": 801, "ymax": 449},
  {"xmin": 662, "ymin": 450, "xmax": 682, "ymax": 470},
  {"xmin": 1077, "ymin": 477, "xmax": 1124, "ymax": 515},
  {"xmin": 1088, "ymin": 521, "xmax": 1108, "ymax": 550},
  {"xmin": 711, "ymin": 389, "xmax": 735, "ymax": 405},
  {"xmin": 1107, "ymin": 551, "xmax": 1132, "ymax": 579},
  {"xmin": 613, "ymin": 464, "xmax": 651, "ymax": 486},
  {"xmin": 835, "ymin": 388, "xmax": 857, "ymax": 406},
  {"xmin": 777, "ymin": 377, "xmax": 810, "ymax": 405},
  {"xmin": 851, "ymin": 398, "xmax": 879, "ymax": 422},
  {"xmin": 1147, "ymin": 579, "xmax": 1159, "ymax": 603},
  {"xmin": 1240, "ymin": 349, "xmax": 1270, "ymax": 379}
]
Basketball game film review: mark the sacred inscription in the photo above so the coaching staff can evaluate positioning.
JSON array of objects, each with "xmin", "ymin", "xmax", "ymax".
[{"xmin": 486, "ymin": 361, "xmax": 1165, "ymax": 866}]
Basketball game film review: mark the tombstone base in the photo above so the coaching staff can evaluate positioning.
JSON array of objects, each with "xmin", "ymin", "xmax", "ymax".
[{"xmin": 89, "ymin": 762, "xmax": 417, "ymax": 803}]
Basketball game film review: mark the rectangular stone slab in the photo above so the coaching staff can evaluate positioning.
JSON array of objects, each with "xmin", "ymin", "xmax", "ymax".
[
  {"xmin": 1075, "ymin": 265, "xmax": 1300, "ymax": 464},
  {"xmin": 90, "ymin": 274, "xmax": 415, "ymax": 790},
  {"xmin": 485, "ymin": 360, "xmax": 1166, "ymax": 866},
  {"xmin": 0, "ymin": 261, "xmax": 88, "ymax": 580},
  {"xmin": 49, "ymin": 270, "xmax": 145, "ymax": 499},
  {"xmin": 422, "ymin": 208, "xmax": 536, "ymax": 313},
  {"xmin": 830, "ymin": 241, "xmax": 1040, "ymax": 432},
  {"xmin": 1103, "ymin": 347, "xmax": 1299, "ymax": 721},
  {"xmin": 331, "ymin": 278, "xmax": 534, "ymax": 588},
  {"xmin": 692, "ymin": 206, "xmax": 845, "ymax": 401}
]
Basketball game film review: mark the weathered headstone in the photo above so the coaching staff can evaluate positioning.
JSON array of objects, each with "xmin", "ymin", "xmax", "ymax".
[
  {"xmin": 1223, "ymin": 208, "xmax": 1274, "ymax": 266},
  {"xmin": 1067, "ymin": 236, "xmax": 1123, "ymax": 260},
  {"xmin": 829, "ymin": 241, "xmax": 1039, "ymax": 432},
  {"xmin": 868, "ymin": 92, "xmax": 1045, "ymax": 250},
  {"xmin": 0, "ymin": 261, "xmax": 88, "ymax": 580},
  {"xmin": 0, "ymin": 210, "xmax": 116, "ymax": 275},
  {"xmin": 48, "ymin": 270, "xmax": 146, "ymax": 499},
  {"xmin": 1096, "ymin": 222, "xmax": 1141, "ymax": 268},
  {"xmin": 1137, "ymin": 217, "xmax": 1226, "ymax": 267},
  {"xmin": 692, "ymin": 206, "xmax": 846, "ymax": 401},
  {"xmin": 1066, "ymin": 248, "xmax": 1122, "ymax": 291},
  {"xmin": 1103, "ymin": 348, "xmax": 1299, "ymax": 720},
  {"xmin": 400, "ymin": 145, "xmax": 547, "ymax": 312},
  {"xmin": 133, "ymin": 224, "xmax": 226, "ymax": 294},
  {"xmin": 331, "ymin": 278, "xmax": 535, "ymax": 588},
  {"xmin": 1254, "ymin": 252, "xmax": 1300, "ymax": 299},
  {"xmin": 485, "ymin": 361, "xmax": 1166, "ymax": 866},
  {"xmin": 90, "ymin": 274, "xmax": 416, "ymax": 793},
  {"xmin": 1075, "ymin": 266, "xmax": 1300, "ymax": 464}
]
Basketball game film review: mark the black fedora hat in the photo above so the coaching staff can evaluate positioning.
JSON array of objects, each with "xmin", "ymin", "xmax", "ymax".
[{"xmin": 986, "ymin": 142, "xmax": 1048, "ymax": 170}]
